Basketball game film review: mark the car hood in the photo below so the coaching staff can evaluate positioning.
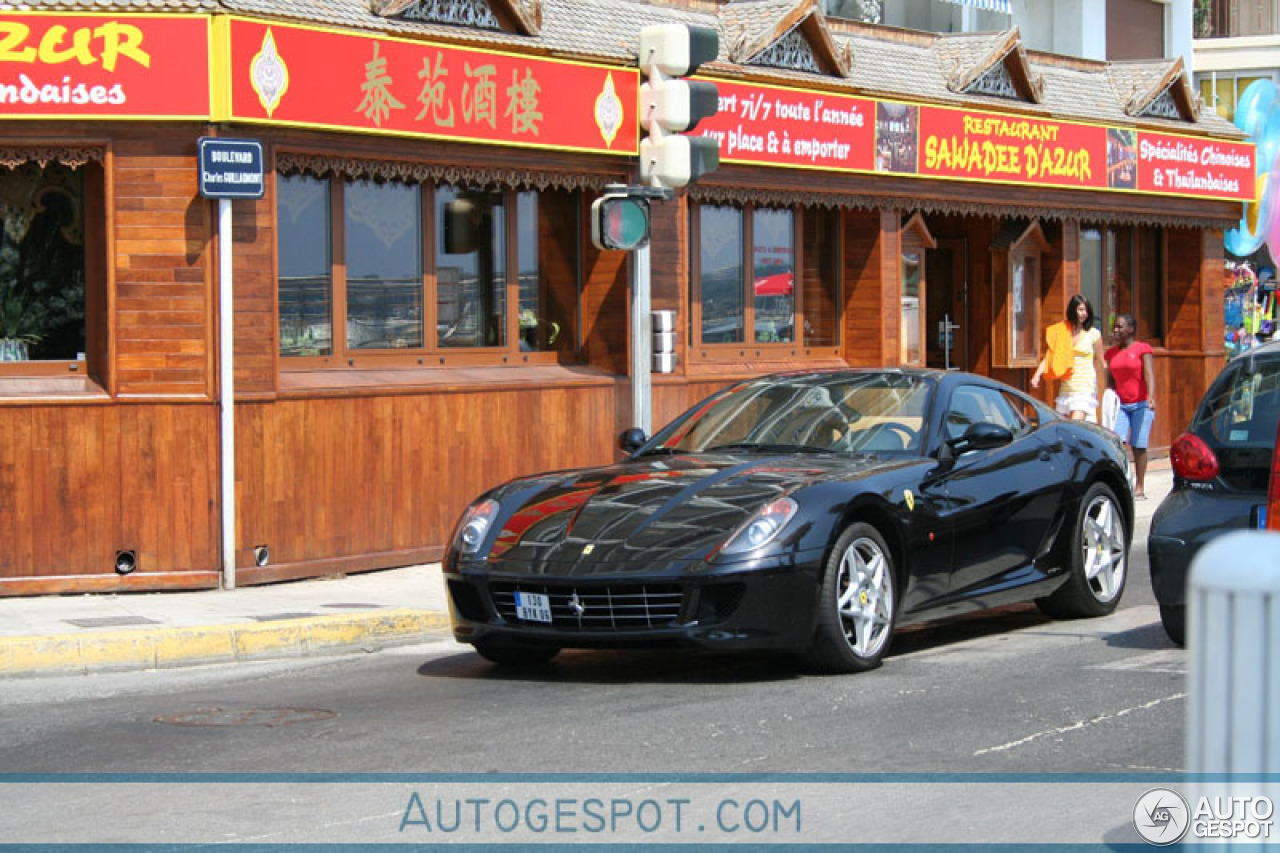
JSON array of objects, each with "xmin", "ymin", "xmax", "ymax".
[{"xmin": 481, "ymin": 452, "xmax": 905, "ymax": 573}]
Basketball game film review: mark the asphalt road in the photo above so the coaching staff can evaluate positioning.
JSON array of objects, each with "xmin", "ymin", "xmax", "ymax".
[
  {"xmin": 1, "ymin": 516, "xmax": 1182, "ymax": 776},
  {"xmin": 0, "ymin": 509, "xmax": 1193, "ymax": 845}
]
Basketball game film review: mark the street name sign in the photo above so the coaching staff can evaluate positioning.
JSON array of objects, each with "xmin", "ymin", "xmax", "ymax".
[{"xmin": 198, "ymin": 137, "xmax": 265, "ymax": 199}]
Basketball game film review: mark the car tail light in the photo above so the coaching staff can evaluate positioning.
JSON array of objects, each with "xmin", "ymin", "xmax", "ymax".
[
  {"xmin": 1170, "ymin": 432, "xmax": 1220, "ymax": 482},
  {"xmin": 1268, "ymin": 420, "xmax": 1280, "ymax": 531}
]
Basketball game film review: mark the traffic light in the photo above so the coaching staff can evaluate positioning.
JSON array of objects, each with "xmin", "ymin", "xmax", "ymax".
[
  {"xmin": 638, "ymin": 24, "xmax": 721, "ymax": 188},
  {"xmin": 591, "ymin": 186, "xmax": 650, "ymax": 251}
]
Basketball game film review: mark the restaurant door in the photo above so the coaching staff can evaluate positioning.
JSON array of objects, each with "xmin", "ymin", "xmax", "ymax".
[{"xmin": 926, "ymin": 238, "xmax": 969, "ymax": 371}]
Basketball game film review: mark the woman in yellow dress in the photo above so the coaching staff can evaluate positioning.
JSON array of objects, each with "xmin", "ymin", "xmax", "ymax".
[{"xmin": 1030, "ymin": 294, "xmax": 1107, "ymax": 421}]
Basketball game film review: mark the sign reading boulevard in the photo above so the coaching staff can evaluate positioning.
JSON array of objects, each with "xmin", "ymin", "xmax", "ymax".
[{"xmin": 197, "ymin": 137, "xmax": 265, "ymax": 200}]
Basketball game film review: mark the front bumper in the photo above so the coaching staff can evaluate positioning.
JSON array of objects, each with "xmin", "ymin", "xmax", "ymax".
[{"xmin": 444, "ymin": 554, "xmax": 825, "ymax": 652}]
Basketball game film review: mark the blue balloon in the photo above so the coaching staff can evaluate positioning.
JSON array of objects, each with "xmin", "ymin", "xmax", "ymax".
[{"xmin": 1225, "ymin": 79, "xmax": 1280, "ymax": 257}]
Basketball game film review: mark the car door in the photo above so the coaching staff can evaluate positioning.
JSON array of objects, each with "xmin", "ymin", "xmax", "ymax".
[{"xmin": 933, "ymin": 384, "xmax": 1068, "ymax": 601}]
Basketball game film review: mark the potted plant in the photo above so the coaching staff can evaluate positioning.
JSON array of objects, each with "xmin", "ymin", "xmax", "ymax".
[{"xmin": 0, "ymin": 284, "xmax": 43, "ymax": 361}]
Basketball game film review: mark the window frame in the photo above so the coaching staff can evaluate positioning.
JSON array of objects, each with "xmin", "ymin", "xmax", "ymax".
[
  {"xmin": 0, "ymin": 156, "xmax": 106, "ymax": 386},
  {"xmin": 899, "ymin": 213, "xmax": 936, "ymax": 368},
  {"xmin": 991, "ymin": 220, "xmax": 1049, "ymax": 370},
  {"xmin": 276, "ymin": 172, "xmax": 581, "ymax": 370},
  {"xmin": 687, "ymin": 201, "xmax": 841, "ymax": 362},
  {"xmin": 1079, "ymin": 223, "xmax": 1165, "ymax": 347}
]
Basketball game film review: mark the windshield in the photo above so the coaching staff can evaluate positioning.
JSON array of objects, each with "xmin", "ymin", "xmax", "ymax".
[{"xmin": 647, "ymin": 373, "xmax": 934, "ymax": 455}]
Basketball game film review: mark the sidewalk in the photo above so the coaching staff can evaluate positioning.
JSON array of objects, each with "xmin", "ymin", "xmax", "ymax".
[
  {"xmin": 0, "ymin": 463, "xmax": 1174, "ymax": 679},
  {"xmin": 0, "ymin": 563, "xmax": 453, "ymax": 678}
]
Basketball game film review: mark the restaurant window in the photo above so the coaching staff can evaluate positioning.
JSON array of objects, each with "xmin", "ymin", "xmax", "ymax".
[
  {"xmin": 899, "ymin": 213, "xmax": 935, "ymax": 367},
  {"xmin": 1080, "ymin": 225, "xmax": 1164, "ymax": 344},
  {"xmin": 0, "ymin": 161, "xmax": 102, "ymax": 377},
  {"xmin": 689, "ymin": 202, "xmax": 839, "ymax": 358},
  {"xmin": 276, "ymin": 171, "xmax": 580, "ymax": 366},
  {"xmin": 1011, "ymin": 253, "xmax": 1039, "ymax": 362},
  {"xmin": 991, "ymin": 219, "xmax": 1048, "ymax": 369}
]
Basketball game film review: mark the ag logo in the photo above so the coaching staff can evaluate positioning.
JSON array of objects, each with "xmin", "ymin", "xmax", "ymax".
[{"xmin": 1133, "ymin": 788, "xmax": 1190, "ymax": 845}]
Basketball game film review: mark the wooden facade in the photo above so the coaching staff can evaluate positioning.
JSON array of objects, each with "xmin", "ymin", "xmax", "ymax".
[{"xmin": 0, "ymin": 2, "xmax": 1248, "ymax": 594}]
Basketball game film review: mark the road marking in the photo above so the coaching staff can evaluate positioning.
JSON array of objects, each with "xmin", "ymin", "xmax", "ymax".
[
  {"xmin": 1088, "ymin": 649, "xmax": 1186, "ymax": 674},
  {"xmin": 898, "ymin": 605, "xmax": 1161, "ymax": 663},
  {"xmin": 972, "ymin": 692, "xmax": 1187, "ymax": 756}
]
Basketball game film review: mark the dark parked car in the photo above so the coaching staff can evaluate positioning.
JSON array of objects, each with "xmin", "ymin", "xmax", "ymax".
[
  {"xmin": 445, "ymin": 369, "xmax": 1133, "ymax": 673},
  {"xmin": 1149, "ymin": 339, "xmax": 1280, "ymax": 645}
]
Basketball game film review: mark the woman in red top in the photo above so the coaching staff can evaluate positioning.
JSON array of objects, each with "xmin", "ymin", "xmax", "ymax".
[{"xmin": 1104, "ymin": 314, "xmax": 1157, "ymax": 498}]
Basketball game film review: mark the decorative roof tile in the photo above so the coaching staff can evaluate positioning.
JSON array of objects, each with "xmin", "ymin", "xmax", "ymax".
[
  {"xmin": 721, "ymin": 0, "xmax": 850, "ymax": 77},
  {"xmin": 2, "ymin": 0, "xmax": 1244, "ymax": 138},
  {"xmin": 1109, "ymin": 57, "xmax": 1200, "ymax": 122},
  {"xmin": 936, "ymin": 29, "xmax": 1043, "ymax": 103}
]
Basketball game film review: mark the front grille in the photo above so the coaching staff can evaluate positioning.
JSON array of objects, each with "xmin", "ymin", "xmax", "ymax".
[{"xmin": 490, "ymin": 582, "xmax": 684, "ymax": 630}]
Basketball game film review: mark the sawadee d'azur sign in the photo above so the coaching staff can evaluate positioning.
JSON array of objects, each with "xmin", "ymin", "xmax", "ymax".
[
  {"xmin": 697, "ymin": 77, "xmax": 1255, "ymax": 203},
  {"xmin": 221, "ymin": 17, "xmax": 639, "ymax": 156},
  {"xmin": 0, "ymin": 13, "xmax": 211, "ymax": 118}
]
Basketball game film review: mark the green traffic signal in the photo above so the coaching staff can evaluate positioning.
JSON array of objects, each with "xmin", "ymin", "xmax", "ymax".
[{"xmin": 591, "ymin": 195, "xmax": 650, "ymax": 251}]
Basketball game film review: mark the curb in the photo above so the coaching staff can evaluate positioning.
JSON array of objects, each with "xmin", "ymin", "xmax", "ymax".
[{"xmin": 0, "ymin": 609, "xmax": 453, "ymax": 678}]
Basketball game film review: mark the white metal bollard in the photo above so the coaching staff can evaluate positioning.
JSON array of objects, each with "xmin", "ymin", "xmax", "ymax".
[{"xmin": 1186, "ymin": 530, "xmax": 1280, "ymax": 773}]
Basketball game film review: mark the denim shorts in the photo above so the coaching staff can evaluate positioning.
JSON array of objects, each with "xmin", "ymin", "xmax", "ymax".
[{"xmin": 1113, "ymin": 401, "xmax": 1154, "ymax": 449}]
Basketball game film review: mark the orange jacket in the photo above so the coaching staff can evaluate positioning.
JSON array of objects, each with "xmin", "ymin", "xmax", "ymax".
[{"xmin": 1044, "ymin": 321, "xmax": 1074, "ymax": 381}]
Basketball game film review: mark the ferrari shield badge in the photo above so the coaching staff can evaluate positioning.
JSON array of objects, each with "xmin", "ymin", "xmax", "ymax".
[{"xmin": 904, "ymin": 489, "xmax": 915, "ymax": 511}]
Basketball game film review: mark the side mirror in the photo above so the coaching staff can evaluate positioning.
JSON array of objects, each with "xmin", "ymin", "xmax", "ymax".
[
  {"xmin": 946, "ymin": 421, "xmax": 1014, "ymax": 457},
  {"xmin": 618, "ymin": 428, "xmax": 648, "ymax": 453}
]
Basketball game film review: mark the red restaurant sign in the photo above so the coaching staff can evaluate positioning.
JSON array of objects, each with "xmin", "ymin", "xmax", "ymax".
[
  {"xmin": 0, "ymin": 13, "xmax": 211, "ymax": 118},
  {"xmin": 224, "ymin": 18, "xmax": 639, "ymax": 156},
  {"xmin": 698, "ymin": 79, "xmax": 1255, "ymax": 203}
]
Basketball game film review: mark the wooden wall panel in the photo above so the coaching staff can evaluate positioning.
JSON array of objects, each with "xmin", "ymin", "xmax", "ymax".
[
  {"xmin": 1165, "ymin": 226, "xmax": 1204, "ymax": 353},
  {"xmin": 0, "ymin": 404, "xmax": 219, "ymax": 594},
  {"xmin": 233, "ymin": 188, "xmax": 279, "ymax": 396},
  {"xmin": 1198, "ymin": 228, "xmax": 1226, "ymax": 354},
  {"xmin": 581, "ymin": 199, "xmax": 630, "ymax": 376},
  {"xmin": 234, "ymin": 385, "xmax": 619, "ymax": 582},
  {"xmin": 841, "ymin": 209, "xmax": 887, "ymax": 366},
  {"xmin": 877, "ymin": 210, "xmax": 903, "ymax": 365},
  {"xmin": 111, "ymin": 134, "xmax": 212, "ymax": 398}
]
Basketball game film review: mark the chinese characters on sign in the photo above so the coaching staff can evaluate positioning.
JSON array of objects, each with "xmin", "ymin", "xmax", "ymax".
[
  {"xmin": 696, "ymin": 78, "xmax": 1255, "ymax": 203},
  {"xmin": 228, "ymin": 18, "xmax": 637, "ymax": 155}
]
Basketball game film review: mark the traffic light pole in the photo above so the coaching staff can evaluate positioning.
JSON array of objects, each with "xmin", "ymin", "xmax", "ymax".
[{"xmin": 631, "ymin": 242, "xmax": 652, "ymax": 436}]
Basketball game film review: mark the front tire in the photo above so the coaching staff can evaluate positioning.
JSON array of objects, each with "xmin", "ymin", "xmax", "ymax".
[
  {"xmin": 1037, "ymin": 482, "xmax": 1128, "ymax": 618},
  {"xmin": 803, "ymin": 522, "xmax": 897, "ymax": 673},
  {"xmin": 473, "ymin": 639, "xmax": 560, "ymax": 667}
]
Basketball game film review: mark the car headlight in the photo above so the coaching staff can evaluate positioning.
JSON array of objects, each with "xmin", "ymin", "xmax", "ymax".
[
  {"xmin": 449, "ymin": 498, "xmax": 500, "ymax": 561},
  {"xmin": 719, "ymin": 497, "xmax": 799, "ymax": 556}
]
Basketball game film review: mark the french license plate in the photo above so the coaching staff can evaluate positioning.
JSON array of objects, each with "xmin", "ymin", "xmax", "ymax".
[
  {"xmin": 1259, "ymin": 506, "xmax": 1268, "ymax": 529},
  {"xmin": 514, "ymin": 591, "xmax": 552, "ymax": 623}
]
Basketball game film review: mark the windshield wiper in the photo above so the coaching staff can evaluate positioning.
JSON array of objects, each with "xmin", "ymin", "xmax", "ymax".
[{"xmin": 704, "ymin": 442, "xmax": 826, "ymax": 454}]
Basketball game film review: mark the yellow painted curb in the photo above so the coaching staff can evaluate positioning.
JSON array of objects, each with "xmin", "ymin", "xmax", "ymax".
[{"xmin": 0, "ymin": 609, "xmax": 451, "ymax": 677}]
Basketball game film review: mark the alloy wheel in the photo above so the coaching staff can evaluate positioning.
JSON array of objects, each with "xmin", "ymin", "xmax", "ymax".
[
  {"xmin": 1080, "ymin": 493, "xmax": 1126, "ymax": 603},
  {"xmin": 836, "ymin": 536, "xmax": 894, "ymax": 657}
]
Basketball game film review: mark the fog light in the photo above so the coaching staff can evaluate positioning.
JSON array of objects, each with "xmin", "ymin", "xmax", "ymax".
[
  {"xmin": 115, "ymin": 550, "xmax": 137, "ymax": 574},
  {"xmin": 253, "ymin": 545, "xmax": 270, "ymax": 567}
]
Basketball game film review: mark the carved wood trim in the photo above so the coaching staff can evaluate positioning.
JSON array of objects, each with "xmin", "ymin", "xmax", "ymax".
[
  {"xmin": 0, "ymin": 145, "xmax": 105, "ymax": 169},
  {"xmin": 275, "ymin": 150, "xmax": 610, "ymax": 192}
]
